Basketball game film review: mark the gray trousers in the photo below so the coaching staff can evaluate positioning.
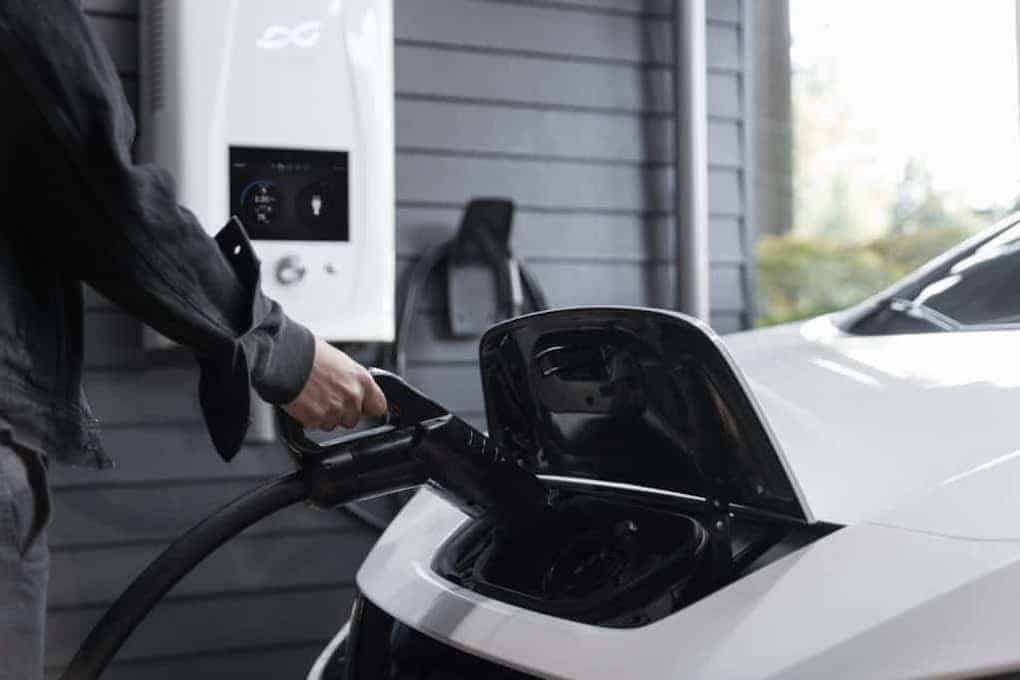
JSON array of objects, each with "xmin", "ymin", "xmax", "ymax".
[{"xmin": 0, "ymin": 443, "xmax": 50, "ymax": 680}]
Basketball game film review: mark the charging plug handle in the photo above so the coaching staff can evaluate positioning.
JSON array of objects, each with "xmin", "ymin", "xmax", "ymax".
[
  {"xmin": 278, "ymin": 369, "xmax": 551, "ymax": 525},
  {"xmin": 291, "ymin": 412, "xmax": 551, "ymax": 526},
  {"xmin": 300, "ymin": 423, "xmax": 426, "ymax": 508}
]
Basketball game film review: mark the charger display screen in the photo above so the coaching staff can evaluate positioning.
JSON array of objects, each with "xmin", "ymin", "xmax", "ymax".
[{"xmin": 229, "ymin": 146, "xmax": 349, "ymax": 242}]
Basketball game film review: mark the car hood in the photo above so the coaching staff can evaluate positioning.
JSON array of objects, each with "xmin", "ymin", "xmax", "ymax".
[{"xmin": 724, "ymin": 314, "xmax": 1020, "ymax": 527}]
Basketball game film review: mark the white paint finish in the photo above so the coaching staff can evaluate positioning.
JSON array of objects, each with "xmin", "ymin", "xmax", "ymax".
[
  {"xmin": 139, "ymin": 0, "xmax": 395, "ymax": 342},
  {"xmin": 307, "ymin": 622, "xmax": 348, "ymax": 680},
  {"xmin": 869, "ymin": 448, "xmax": 1020, "ymax": 540},
  {"xmin": 778, "ymin": 552, "xmax": 1020, "ymax": 679},
  {"xmin": 723, "ymin": 316, "xmax": 1020, "ymax": 527},
  {"xmin": 358, "ymin": 488, "xmax": 1020, "ymax": 679}
]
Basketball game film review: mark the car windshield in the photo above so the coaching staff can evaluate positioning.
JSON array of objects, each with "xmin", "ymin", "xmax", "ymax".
[{"xmin": 847, "ymin": 217, "xmax": 1020, "ymax": 335}]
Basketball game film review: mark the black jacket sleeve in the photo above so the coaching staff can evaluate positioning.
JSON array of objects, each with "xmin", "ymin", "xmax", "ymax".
[{"xmin": 0, "ymin": 1, "xmax": 316, "ymax": 459}]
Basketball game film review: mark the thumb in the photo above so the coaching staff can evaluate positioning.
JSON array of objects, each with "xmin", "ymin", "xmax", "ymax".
[{"xmin": 362, "ymin": 376, "xmax": 388, "ymax": 418}]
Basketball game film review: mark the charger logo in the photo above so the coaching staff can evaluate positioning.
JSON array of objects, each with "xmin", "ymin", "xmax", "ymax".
[{"xmin": 256, "ymin": 21, "xmax": 322, "ymax": 50}]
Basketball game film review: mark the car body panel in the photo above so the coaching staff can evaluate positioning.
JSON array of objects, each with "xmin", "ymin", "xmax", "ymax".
[
  {"xmin": 867, "ymin": 446, "xmax": 1020, "ymax": 540},
  {"xmin": 724, "ymin": 315, "xmax": 1020, "ymax": 529},
  {"xmin": 357, "ymin": 488, "xmax": 1020, "ymax": 679}
]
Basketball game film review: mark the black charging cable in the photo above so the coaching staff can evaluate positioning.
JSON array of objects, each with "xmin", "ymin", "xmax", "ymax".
[
  {"xmin": 60, "ymin": 370, "xmax": 550, "ymax": 680},
  {"xmin": 60, "ymin": 423, "xmax": 423, "ymax": 680},
  {"xmin": 60, "ymin": 473, "xmax": 308, "ymax": 680}
]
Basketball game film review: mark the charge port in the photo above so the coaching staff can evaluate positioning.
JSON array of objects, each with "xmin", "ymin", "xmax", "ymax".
[{"xmin": 433, "ymin": 492, "xmax": 720, "ymax": 628}]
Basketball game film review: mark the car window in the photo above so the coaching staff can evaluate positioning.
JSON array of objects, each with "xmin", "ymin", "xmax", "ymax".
[
  {"xmin": 915, "ymin": 223, "xmax": 1020, "ymax": 326},
  {"xmin": 847, "ymin": 219, "xmax": 1020, "ymax": 335}
]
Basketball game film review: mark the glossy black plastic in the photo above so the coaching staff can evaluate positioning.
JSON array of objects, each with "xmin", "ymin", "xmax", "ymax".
[{"xmin": 478, "ymin": 307, "xmax": 807, "ymax": 520}]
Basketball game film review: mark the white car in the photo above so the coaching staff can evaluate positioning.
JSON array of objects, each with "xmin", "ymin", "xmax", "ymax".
[{"xmin": 312, "ymin": 215, "xmax": 1020, "ymax": 680}]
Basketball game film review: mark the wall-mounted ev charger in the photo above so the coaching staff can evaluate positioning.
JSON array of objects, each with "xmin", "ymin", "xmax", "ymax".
[{"xmin": 138, "ymin": 0, "xmax": 395, "ymax": 346}]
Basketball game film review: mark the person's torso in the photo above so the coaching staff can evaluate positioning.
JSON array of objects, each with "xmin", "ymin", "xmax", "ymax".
[{"xmin": 0, "ymin": 53, "xmax": 108, "ymax": 467}]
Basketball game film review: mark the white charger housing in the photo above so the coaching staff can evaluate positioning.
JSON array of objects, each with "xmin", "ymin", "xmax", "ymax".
[{"xmin": 139, "ymin": 0, "xmax": 395, "ymax": 343}]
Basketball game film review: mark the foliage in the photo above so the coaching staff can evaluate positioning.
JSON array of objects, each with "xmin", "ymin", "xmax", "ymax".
[
  {"xmin": 757, "ymin": 16, "xmax": 1011, "ymax": 328},
  {"xmin": 755, "ymin": 228, "xmax": 972, "ymax": 326}
]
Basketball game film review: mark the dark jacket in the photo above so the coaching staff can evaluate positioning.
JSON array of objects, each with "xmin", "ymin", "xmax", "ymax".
[{"xmin": 0, "ymin": 1, "xmax": 315, "ymax": 467}]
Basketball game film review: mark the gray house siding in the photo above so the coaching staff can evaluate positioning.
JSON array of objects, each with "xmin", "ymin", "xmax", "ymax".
[{"xmin": 45, "ymin": 1, "xmax": 755, "ymax": 677}]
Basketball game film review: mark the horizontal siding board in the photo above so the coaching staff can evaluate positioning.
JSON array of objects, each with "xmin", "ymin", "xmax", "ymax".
[
  {"xmin": 50, "ymin": 427, "xmax": 293, "ymax": 487},
  {"xmin": 85, "ymin": 366, "xmax": 202, "ymax": 426},
  {"xmin": 397, "ymin": 154, "xmax": 741, "ymax": 215},
  {"xmin": 397, "ymin": 153, "xmax": 672, "ymax": 212},
  {"xmin": 402, "ymin": 311, "xmax": 481, "ymax": 363},
  {"xmin": 49, "ymin": 530, "xmax": 374, "ymax": 608},
  {"xmin": 397, "ymin": 99, "xmax": 672, "ymax": 163},
  {"xmin": 397, "ymin": 0, "xmax": 672, "ymax": 65},
  {"xmin": 397, "ymin": 206, "xmax": 674, "ymax": 261},
  {"xmin": 50, "ymin": 482, "xmax": 364, "ymax": 548},
  {"xmin": 403, "ymin": 260, "xmax": 744, "ymax": 314},
  {"xmin": 397, "ymin": 45, "xmax": 672, "ymax": 113},
  {"xmin": 393, "ymin": 258, "xmax": 741, "ymax": 313},
  {"xmin": 527, "ymin": 260, "xmax": 742, "ymax": 312},
  {"xmin": 399, "ymin": 257, "xmax": 744, "ymax": 320},
  {"xmin": 405, "ymin": 364, "xmax": 485, "ymax": 416},
  {"xmin": 526, "ymin": 260, "xmax": 670, "ymax": 307},
  {"xmin": 47, "ymin": 586, "xmax": 355, "ymax": 667},
  {"xmin": 507, "ymin": 0, "xmax": 673, "ymax": 17},
  {"xmin": 396, "ymin": 99, "xmax": 739, "ymax": 166},
  {"xmin": 399, "ymin": 5, "xmax": 736, "ymax": 71},
  {"xmin": 397, "ymin": 209, "xmax": 743, "ymax": 264},
  {"xmin": 397, "ymin": 64, "xmax": 742, "ymax": 122}
]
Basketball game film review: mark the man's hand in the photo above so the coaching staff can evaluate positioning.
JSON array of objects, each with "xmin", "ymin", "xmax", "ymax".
[{"xmin": 283, "ymin": 337, "xmax": 388, "ymax": 430}]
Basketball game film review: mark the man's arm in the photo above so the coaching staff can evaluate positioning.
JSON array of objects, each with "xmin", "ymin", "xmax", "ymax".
[{"xmin": 0, "ymin": 1, "xmax": 385, "ymax": 455}]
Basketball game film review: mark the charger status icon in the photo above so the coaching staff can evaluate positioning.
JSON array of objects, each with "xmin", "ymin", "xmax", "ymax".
[{"xmin": 298, "ymin": 181, "xmax": 334, "ymax": 227}]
